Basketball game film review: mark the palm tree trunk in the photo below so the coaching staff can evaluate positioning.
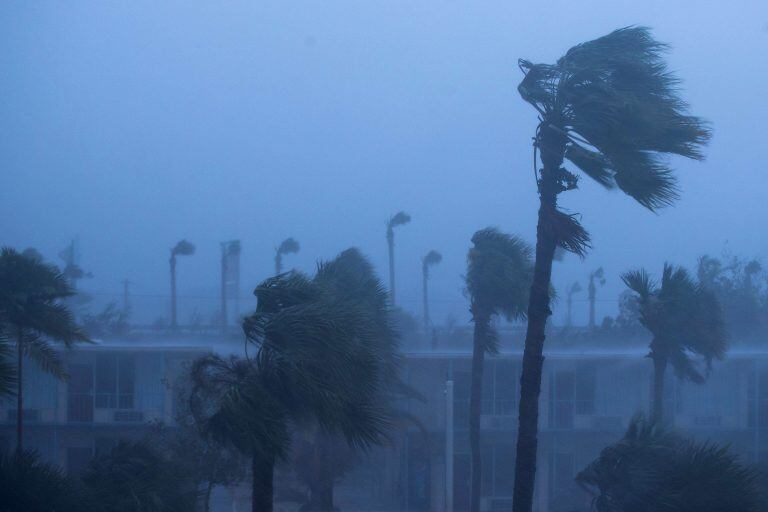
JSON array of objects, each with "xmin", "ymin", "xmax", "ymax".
[
  {"xmin": 387, "ymin": 229, "xmax": 395, "ymax": 305},
  {"xmin": 170, "ymin": 255, "xmax": 178, "ymax": 329},
  {"xmin": 252, "ymin": 453, "xmax": 274, "ymax": 512},
  {"xmin": 469, "ymin": 311, "xmax": 490, "ymax": 512},
  {"xmin": 422, "ymin": 265, "xmax": 429, "ymax": 330},
  {"xmin": 652, "ymin": 356, "xmax": 668, "ymax": 424},
  {"xmin": 16, "ymin": 327, "xmax": 23, "ymax": 453},
  {"xmin": 512, "ymin": 123, "xmax": 565, "ymax": 512},
  {"xmin": 275, "ymin": 253, "xmax": 282, "ymax": 276},
  {"xmin": 204, "ymin": 480, "xmax": 214, "ymax": 512}
]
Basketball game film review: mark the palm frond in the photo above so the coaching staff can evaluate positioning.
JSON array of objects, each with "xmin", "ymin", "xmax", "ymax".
[
  {"xmin": 546, "ymin": 209, "xmax": 591, "ymax": 257},
  {"xmin": 23, "ymin": 333, "xmax": 67, "ymax": 380},
  {"xmin": 387, "ymin": 211, "xmax": 411, "ymax": 229},
  {"xmin": 171, "ymin": 239, "xmax": 195, "ymax": 256},
  {"xmin": 423, "ymin": 250, "xmax": 443, "ymax": 268},
  {"xmin": 277, "ymin": 237, "xmax": 300, "ymax": 256},
  {"xmin": 621, "ymin": 268, "xmax": 654, "ymax": 300}
]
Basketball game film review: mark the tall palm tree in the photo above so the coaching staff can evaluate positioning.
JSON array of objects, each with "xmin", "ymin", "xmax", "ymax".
[
  {"xmin": 577, "ymin": 415, "xmax": 763, "ymax": 512},
  {"xmin": 622, "ymin": 264, "xmax": 726, "ymax": 422},
  {"xmin": 512, "ymin": 26, "xmax": 710, "ymax": 511},
  {"xmin": 170, "ymin": 239, "xmax": 195, "ymax": 329},
  {"xmin": 587, "ymin": 267, "xmax": 605, "ymax": 329},
  {"xmin": 386, "ymin": 211, "xmax": 411, "ymax": 305},
  {"xmin": 274, "ymin": 237, "xmax": 300, "ymax": 275},
  {"xmin": 465, "ymin": 229, "xmax": 533, "ymax": 512},
  {"xmin": 422, "ymin": 250, "xmax": 442, "ymax": 330},
  {"xmin": 565, "ymin": 281, "xmax": 582, "ymax": 328},
  {"xmin": 0, "ymin": 334, "xmax": 15, "ymax": 398},
  {"xmin": 0, "ymin": 248, "xmax": 89, "ymax": 452}
]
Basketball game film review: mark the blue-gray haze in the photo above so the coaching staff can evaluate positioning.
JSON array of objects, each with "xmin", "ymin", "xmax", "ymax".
[{"xmin": 2, "ymin": 1, "xmax": 767, "ymax": 327}]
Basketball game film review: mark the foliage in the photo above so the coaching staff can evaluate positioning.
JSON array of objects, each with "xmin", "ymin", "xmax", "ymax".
[
  {"xmin": 577, "ymin": 415, "xmax": 763, "ymax": 512},
  {"xmin": 623, "ymin": 264, "xmax": 726, "ymax": 383},
  {"xmin": 277, "ymin": 237, "xmax": 301, "ymax": 256},
  {"xmin": 82, "ymin": 302, "xmax": 129, "ymax": 338},
  {"xmin": 466, "ymin": 228, "xmax": 533, "ymax": 352},
  {"xmin": 82, "ymin": 440, "xmax": 198, "ymax": 512},
  {"xmin": 423, "ymin": 250, "xmax": 442, "ymax": 268},
  {"xmin": 697, "ymin": 253, "xmax": 766, "ymax": 336},
  {"xmin": 0, "ymin": 247, "xmax": 89, "ymax": 379},
  {"xmin": 518, "ymin": 26, "xmax": 710, "ymax": 256},
  {"xmin": 387, "ymin": 211, "xmax": 411, "ymax": 230},
  {"xmin": 171, "ymin": 239, "xmax": 195, "ymax": 256},
  {"xmin": 0, "ymin": 334, "xmax": 16, "ymax": 397},
  {"xmin": 0, "ymin": 450, "xmax": 90, "ymax": 512}
]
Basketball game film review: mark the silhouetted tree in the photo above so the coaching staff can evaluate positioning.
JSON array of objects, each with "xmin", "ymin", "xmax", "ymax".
[
  {"xmin": 0, "ymin": 247, "xmax": 89, "ymax": 452},
  {"xmin": 577, "ymin": 415, "xmax": 763, "ymax": 512},
  {"xmin": 386, "ymin": 211, "xmax": 411, "ymax": 305},
  {"xmin": 587, "ymin": 267, "xmax": 605, "ymax": 329},
  {"xmin": 275, "ymin": 237, "xmax": 300, "ymax": 275},
  {"xmin": 0, "ymin": 450, "xmax": 90, "ymax": 512},
  {"xmin": 169, "ymin": 239, "xmax": 195, "ymax": 329},
  {"xmin": 0, "ymin": 335, "xmax": 15, "ymax": 398},
  {"xmin": 82, "ymin": 440, "xmax": 197, "ymax": 512},
  {"xmin": 623, "ymin": 264, "xmax": 726, "ymax": 422},
  {"xmin": 513, "ymin": 26, "xmax": 710, "ymax": 511},
  {"xmin": 465, "ymin": 229, "xmax": 533, "ymax": 512},
  {"xmin": 422, "ymin": 250, "xmax": 442, "ymax": 330}
]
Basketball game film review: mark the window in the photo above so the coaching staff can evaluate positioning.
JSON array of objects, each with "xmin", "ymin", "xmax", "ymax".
[
  {"xmin": 575, "ymin": 363, "xmax": 596, "ymax": 415},
  {"xmin": 549, "ymin": 452, "xmax": 575, "ymax": 504},
  {"xmin": 494, "ymin": 360, "xmax": 518, "ymax": 416},
  {"xmin": 95, "ymin": 355, "xmax": 135, "ymax": 409},
  {"xmin": 747, "ymin": 365, "xmax": 768, "ymax": 428},
  {"xmin": 68, "ymin": 364, "xmax": 93, "ymax": 423},
  {"xmin": 550, "ymin": 370, "xmax": 575, "ymax": 429}
]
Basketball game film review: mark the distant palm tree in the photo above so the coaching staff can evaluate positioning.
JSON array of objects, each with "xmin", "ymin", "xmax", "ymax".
[
  {"xmin": 512, "ymin": 27, "xmax": 710, "ymax": 511},
  {"xmin": 623, "ymin": 264, "xmax": 726, "ymax": 422},
  {"xmin": 274, "ymin": 237, "xmax": 300, "ymax": 275},
  {"xmin": 587, "ymin": 267, "xmax": 605, "ymax": 329},
  {"xmin": 465, "ymin": 229, "xmax": 533, "ymax": 512},
  {"xmin": 577, "ymin": 415, "xmax": 763, "ymax": 512},
  {"xmin": 0, "ymin": 248, "xmax": 89, "ymax": 452},
  {"xmin": 0, "ymin": 335, "xmax": 15, "ymax": 398},
  {"xmin": 386, "ymin": 211, "xmax": 411, "ymax": 305},
  {"xmin": 170, "ymin": 239, "xmax": 195, "ymax": 329},
  {"xmin": 565, "ymin": 281, "xmax": 582, "ymax": 327},
  {"xmin": 422, "ymin": 250, "xmax": 442, "ymax": 330}
]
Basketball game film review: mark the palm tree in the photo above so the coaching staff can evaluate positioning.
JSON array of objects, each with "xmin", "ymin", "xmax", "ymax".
[
  {"xmin": 386, "ymin": 211, "xmax": 411, "ymax": 305},
  {"xmin": 565, "ymin": 281, "xmax": 582, "ymax": 327},
  {"xmin": 587, "ymin": 267, "xmax": 605, "ymax": 329},
  {"xmin": 274, "ymin": 237, "xmax": 300, "ymax": 275},
  {"xmin": 170, "ymin": 239, "xmax": 195, "ymax": 329},
  {"xmin": 577, "ymin": 415, "xmax": 763, "ymax": 512},
  {"xmin": 512, "ymin": 26, "xmax": 710, "ymax": 511},
  {"xmin": 622, "ymin": 264, "xmax": 726, "ymax": 423},
  {"xmin": 0, "ymin": 247, "xmax": 89, "ymax": 452},
  {"xmin": 465, "ymin": 228, "xmax": 533, "ymax": 512},
  {"xmin": 0, "ymin": 335, "xmax": 16, "ymax": 398},
  {"xmin": 422, "ymin": 250, "xmax": 442, "ymax": 330}
]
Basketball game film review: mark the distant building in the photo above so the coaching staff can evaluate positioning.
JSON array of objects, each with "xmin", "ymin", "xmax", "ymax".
[{"xmin": 2, "ymin": 331, "xmax": 767, "ymax": 512}]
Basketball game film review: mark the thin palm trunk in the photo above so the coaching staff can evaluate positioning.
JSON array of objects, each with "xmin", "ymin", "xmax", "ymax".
[
  {"xmin": 387, "ymin": 230, "xmax": 395, "ymax": 305},
  {"xmin": 204, "ymin": 480, "xmax": 213, "ymax": 512},
  {"xmin": 652, "ymin": 355, "xmax": 667, "ymax": 424},
  {"xmin": 512, "ymin": 125, "xmax": 564, "ymax": 512},
  {"xmin": 422, "ymin": 265, "xmax": 429, "ymax": 330},
  {"xmin": 308, "ymin": 432, "xmax": 335, "ymax": 511},
  {"xmin": 170, "ymin": 255, "xmax": 178, "ymax": 329},
  {"xmin": 588, "ymin": 279, "xmax": 596, "ymax": 329},
  {"xmin": 251, "ymin": 453, "xmax": 274, "ymax": 512},
  {"xmin": 16, "ymin": 328, "xmax": 23, "ymax": 453},
  {"xmin": 275, "ymin": 254, "xmax": 282, "ymax": 276},
  {"xmin": 469, "ymin": 311, "xmax": 490, "ymax": 512}
]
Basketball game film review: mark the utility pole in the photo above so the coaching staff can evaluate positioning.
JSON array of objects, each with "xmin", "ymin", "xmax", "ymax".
[{"xmin": 220, "ymin": 243, "xmax": 228, "ymax": 332}]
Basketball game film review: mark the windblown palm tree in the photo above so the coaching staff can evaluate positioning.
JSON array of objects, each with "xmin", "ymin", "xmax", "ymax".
[
  {"xmin": 0, "ymin": 248, "xmax": 89, "ymax": 452},
  {"xmin": 577, "ymin": 415, "xmax": 763, "ymax": 512},
  {"xmin": 386, "ymin": 211, "xmax": 411, "ymax": 305},
  {"xmin": 622, "ymin": 264, "xmax": 726, "ymax": 422},
  {"xmin": 422, "ymin": 250, "xmax": 442, "ymax": 330},
  {"xmin": 0, "ymin": 335, "xmax": 15, "ymax": 398},
  {"xmin": 274, "ymin": 237, "xmax": 300, "ymax": 275},
  {"xmin": 565, "ymin": 281, "xmax": 582, "ymax": 328},
  {"xmin": 512, "ymin": 26, "xmax": 710, "ymax": 511},
  {"xmin": 588, "ymin": 267, "xmax": 606, "ymax": 329},
  {"xmin": 465, "ymin": 229, "xmax": 533, "ymax": 512},
  {"xmin": 193, "ymin": 249, "xmax": 393, "ymax": 512},
  {"xmin": 170, "ymin": 239, "xmax": 195, "ymax": 329}
]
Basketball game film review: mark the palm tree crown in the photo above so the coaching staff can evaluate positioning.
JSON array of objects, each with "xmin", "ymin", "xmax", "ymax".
[
  {"xmin": 623, "ymin": 264, "xmax": 727, "ymax": 384},
  {"xmin": 519, "ymin": 26, "xmax": 711, "ymax": 215}
]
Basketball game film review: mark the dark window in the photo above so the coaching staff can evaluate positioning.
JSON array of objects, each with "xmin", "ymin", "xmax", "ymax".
[
  {"xmin": 575, "ymin": 364, "xmax": 596, "ymax": 415},
  {"xmin": 550, "ymin": 371, "xmax": 575, "ymax": 429},
  {"xmin": 95, "ymin": 355, "xmax": 135, "ymax": 410},
  {"xmin": 494, "ymin": 360, "xmax": 518, "ymax": 416},
  {"xmin": 68, "ymin": 364, "xmax": 93, "ymax": 423}
]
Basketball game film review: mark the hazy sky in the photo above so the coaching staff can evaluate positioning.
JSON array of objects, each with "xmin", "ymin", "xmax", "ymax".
[{"xmin": 2, "ymin": 1, "xmax": 767, "ymax": 327}]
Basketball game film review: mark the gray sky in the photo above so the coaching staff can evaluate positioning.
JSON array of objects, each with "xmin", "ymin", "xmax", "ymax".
[{"xmin": 2, "ymin": 1, "xmax": 767, "ymax": 326}]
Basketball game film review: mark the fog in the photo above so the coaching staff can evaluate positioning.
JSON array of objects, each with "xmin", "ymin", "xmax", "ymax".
[{"xmin": 2, "ymin": 1, "xmax": 766, "ymax": 326}]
